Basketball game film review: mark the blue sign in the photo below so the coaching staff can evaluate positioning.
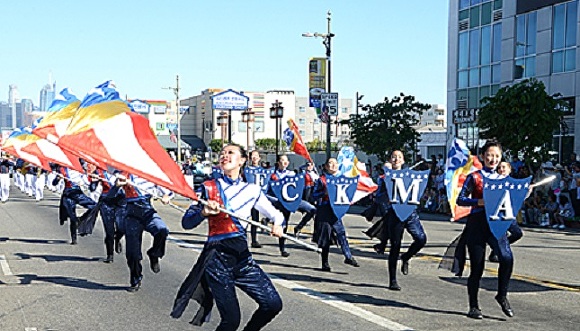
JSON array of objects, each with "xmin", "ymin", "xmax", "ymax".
[
  {"xmin": 326, "ymin": 175, "xmax": 358, "ymax": 219},
  {"xmin": 270, "ymin": 174, "xmax": 305, "ymax": 212},
  {"xmin": 484, "ymin": 176, "xmax": 532, "ymax": 239},
  {"xmin": 128, "ymin": 100, "xmax": 150, "ymax": 114},
  {"xmin": 211, "ymin": 89, "xmax": 249, "ymax": 110},
  {"xmin": 167, "ymin": 123, "xmax": 178, "ymax": 131},
  {"xmin": 244, "ymin": 166, "xmax": 274, "ymax": 192},
  {"xmin": 384, "ymin": 169, "xmax": 430, "ymax": 222}
]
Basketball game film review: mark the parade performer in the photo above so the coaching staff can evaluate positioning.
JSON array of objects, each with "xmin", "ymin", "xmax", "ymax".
[
  {"xmin": 243, "ymin": 150, "xmax": 271, "ymax": 248},
  {"xmin": 109, "ymin": 172, "xmax": 172, "ymax": 292},
  {"xmin": 456, "ymin": 140, "xmax": 515, "ymax": 319},
  {"xmin": 172, "ymin": 143, "xmax": 285, "ymax": 330},
  {"xmin": 87, "ymin": 167, "xmax": 126, "ymax": 263},
  {"xmin": 24, "ymin": 163, "xmax": 37, "ymax": 197},
  {"xmin": 293, "ymin": 161, "xmax": 319, "ymax": 237},
  {"xmin": 362, "ymin": 162, "xmax": 392, "ymax": 254},
  {"xmin": 53, "ymin": 166, "xmax": 97, "ymax": 244},
  {"xmin": 383, "ymin": 150, "xmax": 428, "ymax": 291},
  {"xmin": 311, "ymin": 157, "xmax": 360, "ymax": 271},
  {"xmin": 35, "ymin": 168, "xmax": 47, "ymax": 202},
  {"xmin": 0, "ymin": 156, "xmax": 14, "ymax": 203}
]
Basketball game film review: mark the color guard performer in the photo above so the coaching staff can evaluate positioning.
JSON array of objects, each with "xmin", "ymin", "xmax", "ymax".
[
  {"xmin": 172, "ymin": 143, "xmax": 284, "ymax": 330},
  {"xmin": 0, "ymin": 155, "xmax": 14, "ymax": 203},
  {"xmin": 456, "ymin": 140, "xmax": 515, "ymax": 319}
]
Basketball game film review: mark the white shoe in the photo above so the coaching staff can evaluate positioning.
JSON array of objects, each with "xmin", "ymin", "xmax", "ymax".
[
  {"xmin": 552, "ymin": 224, "xmax": 559, "ymax": 229},
  {"xmin": 558, "ymin": 224, "xmax": 566, "ymax": 229}
]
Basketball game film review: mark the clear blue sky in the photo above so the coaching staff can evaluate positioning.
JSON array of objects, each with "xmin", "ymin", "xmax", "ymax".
[{"xmin": 0, "ymin": 1, "xmax": 448, "ymax": 108}]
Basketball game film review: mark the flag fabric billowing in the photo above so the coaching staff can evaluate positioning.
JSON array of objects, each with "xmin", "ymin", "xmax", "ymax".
[
  {"xmin": 444, "ymin": 138, "xmax": 482, "ymax": 221},
  {"xmin": 57, "ymin": 80, "xmax": 197, "ymax": 200},
  {"xmin": 1, "ymin": 127, "xmax": 51, "ymax": 170},
  {"xmin": 283, "ymin": 119, "xmax": 312, "ymax": 162},
  {"xmin": 32, "ymin": 88, "xmax": 81, "ymax": 143},
  {"xmin": 336, "ymin": 146, "xmax": 378, "ymax": 204},
  {"xmin": 21, "ymin": 134, "xmax": 84, "ymax": 172}
]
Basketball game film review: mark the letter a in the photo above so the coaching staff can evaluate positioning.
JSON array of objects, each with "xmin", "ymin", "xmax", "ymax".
[{"xmin": 489, "ymin": 191, "xmax": 515, "ymax": 220}]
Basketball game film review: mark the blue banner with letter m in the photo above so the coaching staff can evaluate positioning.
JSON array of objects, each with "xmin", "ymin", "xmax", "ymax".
[
  {"xmin": 484, "ymin": 176, "xmax": 532, "ymax": 239},
  {"xmin": 384, "ymin": 169, "xmax": 430, "ymax": 221}
]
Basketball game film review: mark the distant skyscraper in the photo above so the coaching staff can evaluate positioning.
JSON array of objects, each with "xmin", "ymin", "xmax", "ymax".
[
  {"xmin": 39, "ymin": 82, "xmax": 56, "ymax": 111},
  {"xmin": 8, "ymin": 84, "xmax": 19, "ymax": 128}
]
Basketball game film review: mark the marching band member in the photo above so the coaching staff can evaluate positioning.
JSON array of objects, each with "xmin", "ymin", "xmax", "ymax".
[
  {"xmin": 385, "ymin": 150, "xmax": 427, "ymax": 291},
  {"xmin": 0, "ymin": 155, "xmax": 14, "ymax": 203},
  {"xmin": 88, "ymin": 167, "xmax": 126, "ymax": 263},
  {"xmin": 111, "ymin": 172, "xmax": 172, "ymax": 292},
  {"xmin": 457, "ymin": 140, "xmax": 515, "ymax": 319},
  {"xmin": 311, "ymin": 157, "xmax": 359, "ymax": 272},
  {"xmin": 293, "ymin": 160, "xmax": 319, "ymax": 236},
  {"xmin": 53, "ymin": 165, "xmax": 97, "ymax": 244},
  {"xmin": 35, "ymin": 168, "xmax": 47, "ymax": 202},
  {"xmin": 172, "ymin": 143, "xmax": 284, "ymax": 330},
  {"xmin": 245, "ymin": 150, "xmax": 267, "ymax": 248}
]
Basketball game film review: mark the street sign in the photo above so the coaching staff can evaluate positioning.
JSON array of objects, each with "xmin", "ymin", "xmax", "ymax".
[
  {"xmin": 211, "ymin": 89, "xmax": 249, "ymax": 111},
  {"xmin": 321, "ymin": 92, "xmax": 338, "ymax": 116}
]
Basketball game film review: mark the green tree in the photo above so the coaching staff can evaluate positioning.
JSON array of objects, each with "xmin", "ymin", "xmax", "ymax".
[
  {"xmin": 209, "ymin": 139, "xmax": 224, "ymax": 154},
  {"xmin": 254, "ymin": 138, "xmax": 277, "ymax": 152},
  {"xmin": 341, "ymin": 93, "xmax": 430, "ymax": 161},
  {"xmin": 478, "ymin": 78, "xmax": 567, "ymax": 163}
]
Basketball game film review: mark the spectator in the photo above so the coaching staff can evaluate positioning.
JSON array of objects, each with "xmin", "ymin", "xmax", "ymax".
[
  {"xmin": 553, "ymin": 195, "xmax": 574, "ymax": 229},
  {"xmin": 541, "ymin": 193, "xmax": 559, "ymax": 227},
  {"xmin": 437, "ymin": 188, "xmax": 450, "ymax": 214},
  {"xmin": 510, "ymin": 155, "xmax": 524, "ymax": 174},
  {"xmin": 437, "ymin": 153, "xmax": 445, "ymax": 170}
]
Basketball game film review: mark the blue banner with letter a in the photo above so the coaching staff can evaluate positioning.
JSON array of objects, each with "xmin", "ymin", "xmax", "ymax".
[{"xmin": 484, "ymin": 176, "xmax": 532, "ymax": 239}]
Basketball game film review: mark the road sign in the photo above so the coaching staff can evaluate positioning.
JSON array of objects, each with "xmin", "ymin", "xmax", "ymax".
[{"xmin": 321, "ymin": 92, "xmax": 338, "ymax": 116}]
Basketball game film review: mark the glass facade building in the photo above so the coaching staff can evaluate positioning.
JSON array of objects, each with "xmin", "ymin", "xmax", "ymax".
[{"xmin": 448, "ymin": 0, "xmax": 579, "ymax": 162}]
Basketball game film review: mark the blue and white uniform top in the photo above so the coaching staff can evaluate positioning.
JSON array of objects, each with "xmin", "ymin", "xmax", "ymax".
[
  {"xmin": 122, "ymin": 173, "xmax": 174, "ymax": 203},
  {"xmin": 183, "ymin": 175, "xmax": 284, "ymax": 242}
]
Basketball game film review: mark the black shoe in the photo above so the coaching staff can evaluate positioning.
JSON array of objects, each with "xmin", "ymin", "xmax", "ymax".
[
  {"xmin": 148, "ymin": 253, "xmax": 160, "ymax": 273},
  {"xmin": 251, "ymin": 242, "xmax": 262, "ymax": 248},
  {"xmin": 60, "ymin": 218, "xmax": 66, "ymax": 226},
  {"xmin": 389, "ymin": 282, "xmax": 401, "ymax": 291},
  {"xmin": 489, "ymin": 254, "xmax": 500, "ymax": 263},
  {"xmin": 344, "ymin": 258, "xmax": 360, "ymax": 267},
  {"xmin": 495, "ymin": 295, "xmax": 514, "ymax": 317},
  {"xmin": 127, "ymin": 281, "xmax": 141, "ymax": 293},
  {"xmin": 373, "ymin": 244, "xmax": 385, "ymax": 255},
  {"xmin": 467, "ymin": 307, "xmax": 483, "ymax": 319},
  {"xmin": 70, "ymin": 239, "xmax": 77, "ymax": 245},
  {"xmin": 114, "ymin": 238, "xmax": 123, "ymax": 254},
  {"xmin": 281, "ymin": 251, "xmax": 290, "ymax": 257},
  {"xmin": 321, "ymin": 263, "xmax": 331, "ymax": 272},
  {"xmin": 103, "ymin": 255, "xmax": 114, "ymax": 263},
  {"xmin": 401, "ymin": 259, "xmax": 409, "ymax": 275}
]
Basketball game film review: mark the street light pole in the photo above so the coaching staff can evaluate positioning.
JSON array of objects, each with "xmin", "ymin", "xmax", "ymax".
[
  {"xmin": 269, "ymin": 100, "xmax": 284, "ymax": 159},
  {"xmin": 303, "ymin": 11, "xmax": 334, "ymax": 160}
]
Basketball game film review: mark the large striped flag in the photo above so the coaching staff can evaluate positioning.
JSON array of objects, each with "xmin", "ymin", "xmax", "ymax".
[
  {"xmin": 57, "ymin": 80, "xmax": 197, "ymax": 200},
  {"xmin": 283, "ymin": 118, "xmax": 312, "ymax": 162},
  {"xmin": 1, "ymin": 127, "xmax": 51, "ymax": 170},
  {"xmin": 337, "ymin": 146, "xmax": 378, "ymax": 204},
  {"xmin": 444, "ymin": 138, "xmax": 482, "ymax": 221},
  {"xmin": 32, "ymin": 88, "xmax": 81, "ymax": 143}
]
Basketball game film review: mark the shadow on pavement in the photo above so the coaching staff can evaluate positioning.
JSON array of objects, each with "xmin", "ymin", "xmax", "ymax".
[
  {"xmin": 16, "ymin": 274, "xmax": 128, "ymax": 291},
  {"xmin": 439, "ymin": 276, "xmax": 558, "ymax": 293},
  {"xmin": 15, "ymin": 252, "xmax": 101, "ymax": 263}
]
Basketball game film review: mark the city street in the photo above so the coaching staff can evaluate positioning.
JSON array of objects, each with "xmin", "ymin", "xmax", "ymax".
[{"xmin": 1, "ymin": 186, "xmax": 579, "ymax": 331}]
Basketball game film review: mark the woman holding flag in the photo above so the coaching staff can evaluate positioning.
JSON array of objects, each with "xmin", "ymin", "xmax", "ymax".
[
  {"xmin": 173, "ymin": 143, "xmax": 285, "ymax": 330},
  {"xmin": 456, "ymin": 140, "xmax": 515, "ymax": 319}
]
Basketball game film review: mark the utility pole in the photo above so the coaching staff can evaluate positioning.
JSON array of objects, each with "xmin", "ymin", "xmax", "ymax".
[{"xmin": 163, "ymin": 75, "xmax": 181, "ymax": 162}]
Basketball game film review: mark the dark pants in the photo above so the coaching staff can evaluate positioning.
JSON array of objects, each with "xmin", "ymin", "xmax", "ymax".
[
  {"xmin": 388, "ymin": 212, "xmax": 426, "ymax": 283},
  {"xmin": 465, "ymin": 212, "xmax": 513, "ymax": 308},
  {"xmin": 315, "ymin": 204, "xmax": 353, "ymax": 264},
  {"xmin": 100, "ymin": 202, "xmax": 126, "ymax": 256},
  {"xmin": 205, "ymin": 253, "xmax": 282, "ymax": 331},
  {"xmin": 124, "ymin": 200, "xmax": 169, "ymax": 286},
  {"xmin": 250, "ymin": 208, "xmax": 260, "ymax": 244},
  {"xmin": 63, "ymin": 189, "xmax": 96, "ymax": 242}
]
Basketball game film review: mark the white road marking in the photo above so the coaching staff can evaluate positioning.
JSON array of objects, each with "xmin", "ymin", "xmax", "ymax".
[
  {"xmin": 0, "ymin": 254, "xmax": 13, "ymax": 276},
  {"xmin": 273, "ymin": 277, "xmax": 414, "ymax": 331}
]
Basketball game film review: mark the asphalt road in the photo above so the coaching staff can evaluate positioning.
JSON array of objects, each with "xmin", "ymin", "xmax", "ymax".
[{"xmin": 1, "ymin": 185, "xmax": 579, "ymax": 331}]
